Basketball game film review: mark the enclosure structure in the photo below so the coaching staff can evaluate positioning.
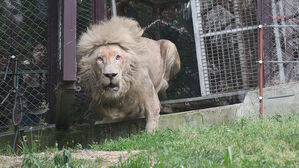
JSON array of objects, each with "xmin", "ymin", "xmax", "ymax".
[
  {"xmin": 191, "ymin": 0, "xmax": 259, "ymax": 96},
  {"xmin": 261, "ymin": 0, "xmax": 299, "ymax": 86},
  {"xmin": 191, "ymin": 0, "xmax": 298, "ymax": 96},
  {"xmin": 0, "ymin": 0, "xmax": 298, "ymax": 149},
  {"xmin": 0, "ymin": 0, "xmax": 49, "ymax": 132}
]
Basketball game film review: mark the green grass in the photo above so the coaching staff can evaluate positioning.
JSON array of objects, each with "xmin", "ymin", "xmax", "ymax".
[
  {"xmin": 90, "ymin": 114, "xmax": 299, "ymax": 168},
  {"xmin": 1, "ymin": 114, "xmax": 298, "ymax": 167},
  {"xmin": 21, "ymin": 148, "xmax": 97, "ymax": 168}
]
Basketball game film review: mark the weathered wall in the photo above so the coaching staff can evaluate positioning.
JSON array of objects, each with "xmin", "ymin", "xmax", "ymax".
[
  {"xmin": 236, "ymin": 82, "xmax": 299, "ymax": 119},
  {"xmin": 160, "ymin": 82, "xmax": 299, "ymax": 130},
  {"xmin": 1, "ymin": 83, "xmax": 298, "ymax": 150}
]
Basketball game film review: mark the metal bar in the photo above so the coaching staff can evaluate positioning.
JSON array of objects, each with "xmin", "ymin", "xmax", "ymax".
[
  {"xmin": 62, "ymin": 0, "xmax": 77, "ymax": 81},
  {"xmin": 201, "ymin": 26, "xmax": 258, "ymax": 38},
  {"xmin": 271, "ymin": 0, "xmax": 285, "ymax": 82},
  {"xmin": 46, "ymin": 0, "xmax": 59, "ymax": 124},
  {"xmin": 264, "ymin": 25, "xmax": 299, "ymax": 27},
  {"xmin": 161, "ymin": 90, "xmax": 249, "ymax": 105},
  {"xmin": 267, "ymin": 61, "xmax": 299, "ymax": 63},
  {"xmin": 284, "ymin": 1, "xmax": 296, "ymax": 82},
  {"xmin": 190, "ymin": 0, "xmax": 210, "ymax": 96},
  {"xmin": 233, "ymin": 0, "xmax": 249, "ymax": 89},
  {"xmin": 111, "ymin": 0, "xmax": 117, "ymax": 17},
  {"xmin": 0, "ymin": 70, "xmax": 47, "ymax": 75},
  {"xmin": 261, "ymin": 0, "xmax": 274, "ymax": 86},
  {"xmin": 1, "ymin": 91, "xmax": 11, "ymax": 105},
  {"xmin": 91, "ymin": 0, "xmax": 106, "ymax": 24},
  {"xmin": 58, "ymin": 0, "xmax": 62, "ymax": 70},
  {"xmin": 3, "ymin": 56, "xmax": 11, "ymax": 80},
  {"xmin": 278, "ymin": 1, "xmax": 286, "ymax": 48},
  {"xmin": 0, "ymin": 124, "xmax": 56, "ymax": 137},
  {"xmin": 258, "ymin": 0, "xmax": 264, "ymax": 119},
  {"xmin": 259, "ymin": 26, "xmax": 264, "ymax": 119}
]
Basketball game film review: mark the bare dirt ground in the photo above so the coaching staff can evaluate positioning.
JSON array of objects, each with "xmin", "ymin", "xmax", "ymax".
[{"xmin": 0, "ymin": 150, "xmax": 142, "ymax": 168}]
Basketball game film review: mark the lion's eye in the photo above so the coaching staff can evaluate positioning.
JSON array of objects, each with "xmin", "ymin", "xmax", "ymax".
[
  {"xmin": 115, "ymin": 55, "xmax": 121, "ymax": 60},
  {"xmin": 97, "ymin": 57, "xmax": 104, "ymax": 63}
]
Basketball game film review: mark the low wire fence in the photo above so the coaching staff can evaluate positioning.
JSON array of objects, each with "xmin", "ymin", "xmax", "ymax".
[
  {"xmin": 77, "ymin": 0, "xmax": 92, "ymax": 37},
  {"xmin": 262, "ymin": 0, "xmax": 299, "ymax": 86},
  {"xmin": 0, "ymin": 0, "xmax": 48, "ymax": 134}
]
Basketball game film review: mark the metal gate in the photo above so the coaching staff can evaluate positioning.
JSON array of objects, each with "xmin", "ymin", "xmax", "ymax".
[{"xmin": 191, "ymin": 0, "xmax": 259, "ymax": 96}]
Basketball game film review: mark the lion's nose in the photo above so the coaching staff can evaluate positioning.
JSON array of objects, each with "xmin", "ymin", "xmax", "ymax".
[{"xmin": 104, "ymin": 73, "xmax": 118, "ymax": 79}]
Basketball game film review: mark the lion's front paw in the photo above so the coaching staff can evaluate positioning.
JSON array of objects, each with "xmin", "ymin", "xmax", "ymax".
[{"xmin": 145, "ymin": 120, "xmax": 159, "ymax": 133}]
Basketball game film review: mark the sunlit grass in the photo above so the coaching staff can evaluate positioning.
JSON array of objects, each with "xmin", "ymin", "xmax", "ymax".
[
  {"xmin": 91, "ymin": 114, "xmax": 299, "ymax": 167},
  {"xmin": 1, "ymin": 114, "xmax": 298, "ymax": 167}
]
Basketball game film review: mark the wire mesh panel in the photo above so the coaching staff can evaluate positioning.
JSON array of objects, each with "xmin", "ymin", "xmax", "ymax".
[
  {"xmin": 262, "ymin": 0, "xmax": 299, "ymax": 86},
  {"xmin": 191, "ymin": 0, "xmax": 259, "ymax": 96},
  {"xmin": 73, "ymin": 0, "xmax": 92, "ymax": 124},
  {"xmin": 0, "ymin": 0, "xmax": 48, "ymax": 133},
  {"xmin": 77, "ymin": 0, "xmax": 92, "ymax": 38}
]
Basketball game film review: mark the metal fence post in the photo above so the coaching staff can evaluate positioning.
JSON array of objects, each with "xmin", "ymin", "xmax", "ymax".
[
  {"xmin": 62, "ymin": 0, "xmax": 77, "ymax": 82},
  {"xmin": 91, "ymin": 0, "xmax": 106, "ymax": 24},
  {"xmin": 56, "ymin": 0, "xmax": 77, "ymax": 129},
  {"xmin": 257, "ymin": 0, "xmax": 264, "ymax": 118},
  {"xmin": 46, "ymin": 0, "xmax": 59, "ymax": 125},
  {"xmin": 190, "ymin": 0, "xmax": 210, "ymax": 96}
]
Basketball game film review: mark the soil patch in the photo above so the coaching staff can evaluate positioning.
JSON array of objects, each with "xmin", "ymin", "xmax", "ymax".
[{"xmin": 0, "ymin": 150, "xmax": 142, "ymax": 167}]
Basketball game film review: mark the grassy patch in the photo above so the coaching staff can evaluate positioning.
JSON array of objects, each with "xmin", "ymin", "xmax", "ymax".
[
  {"xmin": 1, "ymin": 114, "xmax": 298, "ymax": 167},
  {"xmin": 21, "ymin": 149, "xmax": 97, "ymax": 168},
  {"xmin": 91, "ymin": 114, "xmax": 299, "ymax": 167}
]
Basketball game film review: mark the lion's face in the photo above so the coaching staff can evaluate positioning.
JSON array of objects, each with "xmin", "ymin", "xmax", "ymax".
[{"xmin": 88, "ymin": 45, "xmax": 132, "ymax": 99}]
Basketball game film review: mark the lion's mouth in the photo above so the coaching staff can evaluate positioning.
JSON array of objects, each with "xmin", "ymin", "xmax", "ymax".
[{"xmin": 105, "ymin": 83, "xmax": 120, "ymax": 91}]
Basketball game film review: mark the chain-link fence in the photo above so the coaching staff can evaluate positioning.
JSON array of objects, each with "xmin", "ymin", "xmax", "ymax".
[
  {"xmin": 0, "ymin": 0, "xmax": 48, "ymax": 133},
  {"xmin": 77, "ymin": 0, "xmax": 92, "ymax": 37},
  {"xmin": 73, "ymin": 0, "xmax": 92, "ymax": 124},
  {"xmin": 262, "ymin": 0, "xmax": 299, "ymax": 86}
]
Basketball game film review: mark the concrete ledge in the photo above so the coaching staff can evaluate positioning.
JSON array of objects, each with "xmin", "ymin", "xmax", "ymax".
[
  {"xmin": 237, "ymin": 82, "xmax": 299, "ymax": 119},
  {"xmin": 159, "ymin": 104, "xmax": 240, "ymax": 130},
  {"xmin": 1, "ymin": 83, "xmax": 298, "ymax": 150}
]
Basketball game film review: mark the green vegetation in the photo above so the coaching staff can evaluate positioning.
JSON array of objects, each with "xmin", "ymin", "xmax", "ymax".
[
  {"xmin": 21, "ymin": 148, "xmax": 95, "ymax": 168},
  {"xmin": 92, "ymin": 114, "xmax": 299, "ymax": 167},
  {"xmin": 1, "ymin": 114, "xmax": 298, "ymax": 167}
]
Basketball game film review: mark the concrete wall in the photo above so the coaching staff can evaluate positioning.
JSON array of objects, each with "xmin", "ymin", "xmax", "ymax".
[
  {"xmin": 236, "ymin": 82, "xmax": 299, "ymax": 119},
  {"xmin": 159, "ymin": 82, "xmax": 299, "ymax": 130},
  {"xmin": 1, "ymin": 83, "xmax": 298, "ymax": 149}
]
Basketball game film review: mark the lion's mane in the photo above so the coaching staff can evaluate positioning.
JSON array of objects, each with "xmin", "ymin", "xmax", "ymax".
[{"xmin": 77, "ymin": 17, "xmax": 145, "ymax": 102}]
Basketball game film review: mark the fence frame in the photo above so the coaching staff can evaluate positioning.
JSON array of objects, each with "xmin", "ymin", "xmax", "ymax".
[
  {"xmin": 46, "ymin": 0, "xmax": 59, "ymax": 124},
  {"xmin": 190, "ymin": 0, "xmax": 259, "ymax": 97},
  {"xmin": 91, "ymin": 0, "xmax": 107, "ymax": 24},
  {"xmin": 190, "ymin": 0, "xmax": 210, "ymax": 96}
]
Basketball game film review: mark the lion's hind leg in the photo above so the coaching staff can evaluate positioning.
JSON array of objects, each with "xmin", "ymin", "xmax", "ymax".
[
  {"xmin": 158, "ymin": 40, "xmax": 181, "ymax": 100},
  {"xmin": 157, "ymin": 79, "xmax": 169, "ymax": 100},
  {"xmin": 159, "ymin": 40, "xmax": 181, "ymax": 82}
]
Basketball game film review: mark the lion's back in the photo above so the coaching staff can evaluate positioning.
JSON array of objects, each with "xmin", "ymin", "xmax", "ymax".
[{"xmin": 139, "ymin": 38, "xmax": 180, "ymax": 91}]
